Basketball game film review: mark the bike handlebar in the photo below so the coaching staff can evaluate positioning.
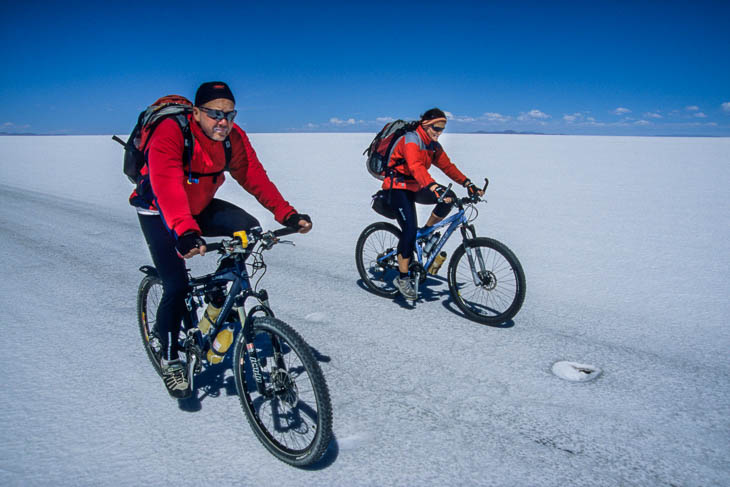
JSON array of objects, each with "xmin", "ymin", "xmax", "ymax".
[
  {"xmin": 206, "ymin": 227, "xmax": 299, "ymax": 253},
  {"xmin": 272, "ymin": 227, "xmax": 299, "ymax": 238},
  {"xmin": 205, "ymin": 241, "xmax": 225, "ymax": 253},
  {"xmin": 451, "ymin": 177, "xmax": 489, "ymax": 207}
]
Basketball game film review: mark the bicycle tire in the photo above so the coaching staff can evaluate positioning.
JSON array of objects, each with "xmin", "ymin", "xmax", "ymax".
[
  {"xmin": 355, "ymin": 221, "xmax": 402, "ymax": 298},
  {"xmin": 447, "ymin": 237, "xmax": 526, "ymax": 324},
  {"xmin": 137, "ymin": 275, "xmax": 164, "ymax": 377},
  {"xmin": 233, "ymin": 316, "xmax": 333, "ymax": 467}
]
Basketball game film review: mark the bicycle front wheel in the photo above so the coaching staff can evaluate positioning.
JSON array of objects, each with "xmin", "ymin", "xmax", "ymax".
[
  {"xmin": 355, "ymin": 221, "xmax": 401, "ymax": 298},
  {"xmin": 233, "ymin": 317, "xmax": 333, "ymax": 467},
  {"xmin": 447, "ymin": 237, "xmax": 526, "ymax": 325},
  {"xmin": 137, "ymin": 274, "xmax": 164, "ymax": 377}
]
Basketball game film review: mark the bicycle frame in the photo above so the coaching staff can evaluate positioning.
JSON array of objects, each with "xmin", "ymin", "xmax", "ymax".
[
  {"xmin": 378, "ymin": 202, "xmax": 479, "ymax": 273},
  {"xmin": 174, "ymin": 246, "xmax": 277, "ymax": 397}
]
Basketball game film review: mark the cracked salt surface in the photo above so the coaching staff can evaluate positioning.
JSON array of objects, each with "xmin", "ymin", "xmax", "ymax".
[
  {"xmin": 2, "ymin": 134, "xmax": 728, "ymax": 486},
  {"xmin": 552, "ymin": 361, "xmax": 602, "ymax": 382}
]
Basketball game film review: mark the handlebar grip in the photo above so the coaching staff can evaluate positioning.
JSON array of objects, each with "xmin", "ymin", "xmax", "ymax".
[
  {"xmin": 206, "ymin": 242, "xmax": 223, "ymax": 252},
  {"xmin": 273, "ymin": 227, "xmax": 299, "ymax": 237}
]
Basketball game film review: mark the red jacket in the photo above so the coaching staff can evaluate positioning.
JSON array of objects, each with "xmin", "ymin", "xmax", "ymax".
[
  {"xmin": 382, "ymin": 125, "xmax": 467, "ymax": 192},
  {"xmin": 130, "ymin": 116, "xmax": 296, "ymax": 238}
]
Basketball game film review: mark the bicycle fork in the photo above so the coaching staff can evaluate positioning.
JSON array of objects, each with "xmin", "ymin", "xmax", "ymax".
[
  {"xmin": 463, "ymin": 245, "xmax": 485, "ymax": 285},
  {"xmin": 236, "ymin": 291, "xmax": 281, "ymax": 398},
  {"xmin": 461, "ymin": 226, "xmax": 488, "ymax": 286}
]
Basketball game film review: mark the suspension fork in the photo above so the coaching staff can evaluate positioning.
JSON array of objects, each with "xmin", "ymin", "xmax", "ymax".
[
  {"xmin": 236, "ymin": 291, "xmax": 277, "ymax": 396},
  {"xmin": 460, "ymin": 224, "xmax": 488, "ymax": 285}
]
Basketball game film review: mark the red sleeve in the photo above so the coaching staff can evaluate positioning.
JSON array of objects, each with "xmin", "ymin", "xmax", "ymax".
[
  {"xmin": 228, "ymin": 127, "xmax": 296, "ymax": 224},
  {"xmin": 403, "ymin": 140, "xmax": 436, "ymax": 189},
  {"xmin": 146, "ymin": 118, "xmax": 201, "ymax": 237},
  {"xmin": 433, "ymin": 150, "xmax": 467, "ymax": 185}
]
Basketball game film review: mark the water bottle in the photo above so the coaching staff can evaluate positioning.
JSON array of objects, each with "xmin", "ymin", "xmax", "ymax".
[
  {"xmin": 422, "ymin": 232, "xmax": 441, "ymax": 255},
  {"xmin": 207, "ymin": 324, "xmax": 234, "ymax": 364},
  {"xmin": 428, "ymin": 251, "xmax": 448, "ymax": 275},
  {"xmin": 197, "ymin": 303, "xmax": 221, "ymax": 336}
]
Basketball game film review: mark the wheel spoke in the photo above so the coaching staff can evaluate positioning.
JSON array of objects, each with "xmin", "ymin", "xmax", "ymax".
[
  {"xmin": 449, "ymin": 239, "xmax": 525, "ymax": 324},
  {"xmin": 234, "ymin": 318, "xmax": 332, "ymax": 465},
  {"xmin": 356, "ymin": 223, "xmax": 402, "ymax": 297},
  {"xmin": 138, "ymin": 276, "xmax": 165, "ymax": 375}
]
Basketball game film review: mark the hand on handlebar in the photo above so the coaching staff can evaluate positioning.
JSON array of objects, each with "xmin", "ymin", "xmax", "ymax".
[
  {"xmin": 176, "ymin": 231, "xmax": 207, "ymax": 259},
  {"xmin": 283, "ymin": 212, "xmax": 313, "ymax": 234},
  {"xmin": 463, "ymin": 179, "xmax": 485, "ymax": 199},
  {"xmin": 429, "ymin": 183, "xmax": 453, "ymax": 204}
]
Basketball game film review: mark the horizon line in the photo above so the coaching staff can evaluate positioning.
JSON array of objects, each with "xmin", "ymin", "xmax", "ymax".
[{"xmin": 2, "ymin": 131, "xmax": 729, "ymax": 139}]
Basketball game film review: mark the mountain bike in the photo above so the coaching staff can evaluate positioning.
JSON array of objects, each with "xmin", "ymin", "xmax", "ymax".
[
  {"xmin": 356, "ymin": 179, "xmax": 526, "ymax": 325},
  {"xmin": 136, "ymin": 227, "xmax": 333, "ymax": 467}
]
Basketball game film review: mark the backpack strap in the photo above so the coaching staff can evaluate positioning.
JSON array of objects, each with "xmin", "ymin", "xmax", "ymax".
[
  {"xmin": 223, "ymin": 137, "xmax": 232, "ymax": 170},
  {"xmin": 177, "ymin": 114, "xmax": 195, "ymax": 182},
  {"xmin": 139, "ymin": 112, "xmax": 194, "ymax": 173},
  {"xmin": 384, "ymin": 133, "xmax": 414, "ymax": 181}
]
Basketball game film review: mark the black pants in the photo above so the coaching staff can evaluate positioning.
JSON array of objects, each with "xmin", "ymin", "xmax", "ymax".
[
  {"xmin": 138, "ymin": 199, "xmax": 260, "ymax": 361},
  {"xmin": 388, "ymin": 188, "xmax": 455, "ymax": 259}
]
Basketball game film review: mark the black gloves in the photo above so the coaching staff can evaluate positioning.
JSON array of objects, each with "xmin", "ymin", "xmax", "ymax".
[
  {"xmin": 428, "ymin": 183, "xmax": 448, "ymax": 200},
  {"xmin": 463, "ymin": 179, "xmax": 480, "ymax": 198},
  {"xmin": 283, "ymin": 212, "xmax": 312, "ymax": 229},
  {"xmin": 176, "ymin": 231, "xmax": 206, "ymax": 256}
]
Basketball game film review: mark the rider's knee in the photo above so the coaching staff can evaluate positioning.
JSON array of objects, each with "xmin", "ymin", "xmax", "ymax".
[{"xmin": 434, "ymin": 200, "xmax": 454, "ymax": 218}]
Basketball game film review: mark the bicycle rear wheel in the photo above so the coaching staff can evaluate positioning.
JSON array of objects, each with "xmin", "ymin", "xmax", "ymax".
[
  {"xmin": 137, "ymin": 275, "xmax": 164, "ymax": 376},
  {"xmin": 355, "ymin": 221, "xmax": 401, "ymax": 298},
  {"xmin": 447, "ymin": 237, "xmax": 526, "ymax": 324},
  {"xmin": 233, "ymin": 317, "xmax": 333, "ymax": 467}
]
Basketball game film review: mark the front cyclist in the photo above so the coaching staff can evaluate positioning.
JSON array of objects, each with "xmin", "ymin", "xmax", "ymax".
[
  {"xmin": 381, "ymin": 108, "xmax": 483, "ymax": 300},
  {"xmin": 131, "ymin": 81, "xmax": 311, "ymax": 397}
]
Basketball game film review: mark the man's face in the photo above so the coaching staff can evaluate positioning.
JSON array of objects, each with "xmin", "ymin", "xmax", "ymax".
[{"xmin": 193, "ymin": 98, "xmax": 236, "ymax": 141}]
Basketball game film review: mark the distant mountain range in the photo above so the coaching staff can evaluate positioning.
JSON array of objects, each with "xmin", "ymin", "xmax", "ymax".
[
  {"xmin": 2, "ymin": 130, "xmax": 725, "ymax": 137},
  {"xmin": 469, "ymin": 130, "xmax": 547, "ymax": 135}
]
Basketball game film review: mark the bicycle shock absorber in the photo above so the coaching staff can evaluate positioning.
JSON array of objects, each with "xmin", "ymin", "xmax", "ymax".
[{"xmin": 237, "ymin": 306, "xmax": 268, "ymax": 396}]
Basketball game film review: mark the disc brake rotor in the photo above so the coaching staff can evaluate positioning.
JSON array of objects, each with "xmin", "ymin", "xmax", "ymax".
[
  {"xmin": 272, "ymin": 369, "xmax": 299, "ymax": 407},
  {"xmin": 478, "ymin": 270, "xmax": 497, "ymax": 290}
]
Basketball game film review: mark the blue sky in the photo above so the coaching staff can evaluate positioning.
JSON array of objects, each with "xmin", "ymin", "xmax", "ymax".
[{"xmin": 1, "ymin": 0, "xmax": 729, "ymax": 135}]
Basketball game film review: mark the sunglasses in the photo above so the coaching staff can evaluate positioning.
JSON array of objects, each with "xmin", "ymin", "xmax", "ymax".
[
  {"xmin": 430, "ymin": 125, "xmax": 446, "ymax": 132},
  {"xmin": 198, "ymin": 106, "xmax": 237, "ymax": 122}
]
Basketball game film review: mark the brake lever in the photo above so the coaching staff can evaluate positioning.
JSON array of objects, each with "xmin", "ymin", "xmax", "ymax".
[{"xmin": 261, "ymin": 233, "xmax": 296, "ymax": 249}]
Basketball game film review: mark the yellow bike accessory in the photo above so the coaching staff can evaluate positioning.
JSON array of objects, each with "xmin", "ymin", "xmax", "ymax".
[{"xmin": 233, "ymin": 230, "xmax": 249, "ymax": 249}]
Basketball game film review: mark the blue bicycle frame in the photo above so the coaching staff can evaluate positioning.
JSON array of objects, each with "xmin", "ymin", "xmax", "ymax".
[{"xmin": 378, "ymin": 204, "xmax": 473, "ymax": 273}]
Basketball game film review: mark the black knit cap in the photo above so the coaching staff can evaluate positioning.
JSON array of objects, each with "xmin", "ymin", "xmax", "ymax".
[
  {"xmin": 195, "ymin": 81, "xmax": 236, "ymax": 106},
  {"xmin": 420, "ymin": 107, "xmax": 447, "ymax": 122}
]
